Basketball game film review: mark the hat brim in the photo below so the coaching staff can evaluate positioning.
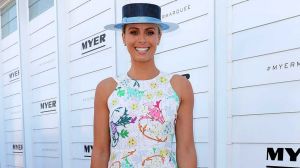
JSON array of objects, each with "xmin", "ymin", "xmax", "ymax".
[{"xmin": 104, "ymin": 16, "xmax": 179, "ymax": 33}]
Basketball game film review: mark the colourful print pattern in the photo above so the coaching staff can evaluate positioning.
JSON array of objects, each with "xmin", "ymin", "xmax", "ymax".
[{"xmin": 108, "ymin": 72, "xmax": 180, "ymax": 167}]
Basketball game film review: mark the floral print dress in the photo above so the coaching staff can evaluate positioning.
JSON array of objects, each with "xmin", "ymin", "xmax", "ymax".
[{"xmin": 107, "ymin": 72, "xmax": 180, "ymax": 168}]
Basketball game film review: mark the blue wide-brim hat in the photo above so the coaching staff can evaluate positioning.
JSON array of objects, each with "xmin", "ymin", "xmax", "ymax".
[{"xmin": 104, "ymin": 3, "xmax": 179, "ymax": 33}]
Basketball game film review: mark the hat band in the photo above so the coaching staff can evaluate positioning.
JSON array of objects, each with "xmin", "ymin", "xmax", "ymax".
[{"xmin": 122, "ymin": 16, "xmax": 162, "ymax": 24}]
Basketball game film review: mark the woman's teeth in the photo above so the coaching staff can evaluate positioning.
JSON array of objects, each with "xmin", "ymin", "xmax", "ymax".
[{"xmin": 135, "ymin": 47, "xmax": 149, "ymax": 51}]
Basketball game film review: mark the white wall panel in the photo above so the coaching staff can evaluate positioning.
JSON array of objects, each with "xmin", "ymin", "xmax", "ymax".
[
  {"xmin": 2, "ymin": 56, "xmax": 20, "ymax": 74},
  {"xmin": 69, "ymin": 0, "xmax": 111, "ymax": 28},
  {"xmin": 232, "ymin": 0, "xmax": 300, "ymax": 32},
  {"xmin": 1, "ymin": 44, "xmax": 19, "ymax": 62},
  {"xmin": 6, "ymin": 154, "xmax": 23, "ymax": 167},
  {"xmin": 68, "ymin": 0, "xmax": 90, "ymax": 12},
  {"xmin": 232, "ymin": 81, "xmax": 300, "ymax": 116},
  {"xmin": 71, "ymin": 126, "xmax": 93, "ymax": 142},
  {"xmin": 71, "ymin": 142, "xmax": 93, "ymax": 159},
  {"xmin": 194, "ymin": 118, "xmax": 209, "ymax": 143},
  {"xmin": 32, "ymin": 129, "xmax": 59, "ymax": 143},
  {"xmin": 0, "ymin": 32, "xmax": 18, "ymax": 50},
  {"xmin": 33, "ymin": 157, "xmax": 61, "ymax": 168},
  {"xmin": 70, "ymin": 109, "xmax": 93, "ymax": 127},
  {"xmin": 156, "ymin": 41, "xmax": 209, "ymax": 72},
  {"xmin": 70, "ymin": 90, "xmax": 94, "ymax": 111},
  {"xmin": 3, "ymin": 82, "xmax": 21, "ymax": 98},
  {"xmin": 69, "ymin": 10, "xmax": 113, "ymax": 44},
  {"xmin": 29, "ymin": 8, "xmax": 55, "ymax": 34},
  {"xmin": 30, "ymin": 53, "xmax": 57, "ymax": 74},
  {"xmin": 159, "ymin": 15, "xmax": 209, "ymax": 53},
  {"xmin": 33, "ymin": 143, "xmax": 60, "ymax": 157},
  {"xmin": 231, "ymin": 144, "xmax": 300, "ymax": 168},
  {"xmin": 4, "ymin": 106, "xmax": 22, "ymax": 120},
  {"xmin": 3, "ymin": 94, "xmax": 21, "ymax": 109},
  {"xmin": 4, "ymin": 119, "xmax": 23, "ymax": 131},
  {"xmin": 31, "ymin": 114, "xmax": 59, "ymax": 129},
  {"xmin": 31, "ymin": 84, "xmax": 57, "ymax": 102},
  {"xmin": 5, "ymin": 131, "xmax": 23, "ymax": 142},
  {"xmin": 70, "ymin": 67, "xmax": 112, "ymax": 94},
  {"xmin": 232, "ymin": 113, "xmax": 300, "ymax": 143},
  {"xmin": 194, "ymin": 92, "xmax": 209, "ymax": 118},
  {"xmin": 232, "ymin": 48, "xmax": 300, "ymax": 88},
  {"xmin": 232, "ymin": 16, "xmax": 300, "ymax": 60},
  {"xmin": 30, "ymin": 22, "xmax": 56, "ymax": 49},
  {"xmin": 29, "ymin": 38, "xmax": 56, "ymax": 62},
  {"xmin": 195, "ymin": 143, "xmax": 209, "ymax": 167}
]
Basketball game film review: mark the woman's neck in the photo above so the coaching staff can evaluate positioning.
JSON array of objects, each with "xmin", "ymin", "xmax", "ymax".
[{"xmin": 127, "ymin": 63, "xmax": 160, "ymax": 80}]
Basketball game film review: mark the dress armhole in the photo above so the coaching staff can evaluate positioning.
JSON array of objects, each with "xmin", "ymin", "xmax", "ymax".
[{"xmin": 169, "ymin": 73, "xmax": 181, "ymax": 112}]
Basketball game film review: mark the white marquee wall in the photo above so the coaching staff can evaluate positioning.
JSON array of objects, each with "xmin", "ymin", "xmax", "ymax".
[{"xmin": 0, "ymin": 0, "xmax": 299, "ymax": 168}]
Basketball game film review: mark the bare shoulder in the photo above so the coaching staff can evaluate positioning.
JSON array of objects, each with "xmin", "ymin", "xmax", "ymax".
[
  {"xmin": 95, "ymin": 77, "xmax": 117, "ymax": 99},
  {"xmin": 170, "ymin": 74, "xmax": 193, "ymax": 101}
]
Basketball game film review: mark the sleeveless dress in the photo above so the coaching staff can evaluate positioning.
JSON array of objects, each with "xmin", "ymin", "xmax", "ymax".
[{"xmin": 107, "ymin": 72, "xmax": 180, "ymax": 168}]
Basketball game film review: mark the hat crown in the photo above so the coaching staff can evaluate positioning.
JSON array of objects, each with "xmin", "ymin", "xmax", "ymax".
[{"xmin": 122, "ymin": 3, "xmax": 161, "ymax": 20}]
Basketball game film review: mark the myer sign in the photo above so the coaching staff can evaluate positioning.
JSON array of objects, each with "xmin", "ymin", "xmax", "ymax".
[
  {"xmin": 266, "ymin": 147, "xmax": 300, "ymax": 168},
  {"xmin": 81, "ymin": 33, "xmax": 106, "ymax": 55}
]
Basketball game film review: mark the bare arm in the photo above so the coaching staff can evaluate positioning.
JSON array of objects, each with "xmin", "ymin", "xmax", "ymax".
[
  {"xmin": 171, "ymin": 75, "xmax": 197, "ymax": 168},
  {"xmin": 91, "ymin": 78, "xmax": 116, "ymax": 168}
]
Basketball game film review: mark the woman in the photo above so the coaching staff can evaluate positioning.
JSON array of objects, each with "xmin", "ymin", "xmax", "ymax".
[{"xmin": 91, "ymin": 3, "xmax": 197, "ymax": 168}]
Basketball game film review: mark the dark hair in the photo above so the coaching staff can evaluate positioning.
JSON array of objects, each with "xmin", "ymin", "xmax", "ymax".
[{"xmin": 122, "ymin": 24, "xmax": 162, "ymax": 35}]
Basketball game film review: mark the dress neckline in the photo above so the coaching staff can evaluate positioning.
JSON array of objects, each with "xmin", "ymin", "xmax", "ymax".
[{"xmin": 126, "ymin": 71, "xmax": 161, "ymax": 81}]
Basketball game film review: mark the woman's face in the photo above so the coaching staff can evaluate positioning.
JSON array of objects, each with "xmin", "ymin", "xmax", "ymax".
[{"xmin": 122, "ymin": 23, "xmax": 161, "ymax": 63}]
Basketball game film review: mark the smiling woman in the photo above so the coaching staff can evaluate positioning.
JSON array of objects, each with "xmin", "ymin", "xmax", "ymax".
[{"xmin": 91, "ymin": 3, "xmax": 197, "ymax": 168}]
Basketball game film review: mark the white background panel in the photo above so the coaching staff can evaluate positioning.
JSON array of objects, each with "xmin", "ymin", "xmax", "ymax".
[
  {"xmin": 71, "ymin": 126, "xmax": 93, "ymax": 142},
  {"xmin": 31, "ymin": 98, "xmax": 57, "ymax": 116},
  {"xmin": 71, "ymin": 143, "xmax": 93, "ymax": 159},
  {"xmin": 68, "ymin": 0, "xmax": 89, "ymax": 12},
  {"xmin": 30, "ymin": 38, "xmax": 56, "ymax": 62},
  {"xmin": 71, "ymin": 159, "xmax": 91, "ymax": 168},
  {"xmin": 158, "ymin": 16, "xmax": 209, "ymax": 53},
  {"xmin": 31, "ymin": 68, "xmax": 57, "ymax": 89},
  {"xmin": 30, "ymin": 22, "xmax": 56, "ymax": 48},
  {"xmin": 232, "ymin": 49, "xmax": 300, "ymax": 87},
  {"xmin": 6, "ymin": 142, "xmax": 24, "ymax": 154},
  {"xmin": 69, "ymin": 0, "xmax": 111, "ymax": 28},
  {"xmin": 195, "ymin": 143, "xmax": 209, "ymax": 167},
  {"xmin": 31, "ymin": 53, "xmax": 57, "ymax": 74},
  {"xmin": 156, "ymin": 41, "xmax": 209, "ymax": 72},
  {"xmin": 5, "ymin": 131, "xmax": 23, "ymax": 143},
  {"xmin": 3, "ymin": 82, "xmax": 21, "ymax": 97},
  {"xmin": 33, "ymin": 157, "xmax": 61, "ymax": 168},
  {"xmin": 0, "ymin": 31, "xmax": 18, "ymax": 50},
  {"xmin": 3, "ymin": 94, "xmax": 21, "ymax": 109},
  {"xmin": 232, "ymin": 16, "xmax": 300, "ymax": 60},
  {"xmin": 3, "ymin": 68, "xmax": 20, "ymax": 84},
  {"xmin": 161, "ymin": 0, "xmax": 209, "ymax": 23},
  {"xmin": 32, "ymin": 113, "xmax": 59, "ymax": 129},
  {"xmin": 2, "ymin": 56, "xmax": 20, "ymax": 74},
  {"xmin": 6, "ymin": 154, "xmax": 23, "ymax": 167},
  {"xmin": 193, "ymin": 118, "xmax": 208, "ymax": 143},
  {"xmin": 231, "ymin": 144, "xmax": 300, "ymax": 168},
  {"xmin": 69, "ymin": 34, "xmax": 113, "ymax": 62},
  {"xmin": 232, "ymin": 0, "xmax": 300, "ymax": 32},
  {"xmin": 32, "ymin": 128, "xmax": 59, "ymax": 143},
  {"xmin": 70, "ymin": 67, "xmax": 112, "ymax": 94},
  {"xmin": 4, "ymin": 106, "xmax": 22, "ymax": 120},
  {"xmin": 69, "ymin": 9, "xmax": 113, "ymax": 44},
  {"xmin": 1, "ymin": 43, "xmax": 19, "ymax": 62},
  {"xmin": 33, "ymin": 143, "xmax": 60, "ymax": 157},
  {"xmin": 231, "ymin": 0, "xmax": 247, "ymax": 5},
  {"xmin": 70, "ymin": 109, "xmax": 93, "ymax": 127},
  {"xmin": 70, "ymin": 49, "xmax": 113, "ymax": 77},
  {"xmin": 194, "ymin": 92, "xmax": 209, "ymax": 118},
  {"xmin": 31, "ymin": 83, "xmax": 57, "ymax": 102},
  {"xmin": 232, "ymin": 113, "xmax": 300, "ymax": 143},
  {"xmin": 70, "ymin": 90, "xmax": 94, "ymax": 110},
  {"xmin": 29, "ymin": 8, "xmax": 55, "ymax": 34},
  {"xmin": 4, "ymin": 118, "xmax": 23, "ymax": 131},
  {"xmin": 174, "ymin": 67, "xmax": 209, "ymax": 93},
  {"xmin": 232, "ymin": 81, "xmax": 300, "ymax": 115}
]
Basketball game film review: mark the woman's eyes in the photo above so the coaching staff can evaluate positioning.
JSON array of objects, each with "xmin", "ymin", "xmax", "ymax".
[{"xmin": 129, "ymin": 30, "xmax": 155, "ymax": 36}]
